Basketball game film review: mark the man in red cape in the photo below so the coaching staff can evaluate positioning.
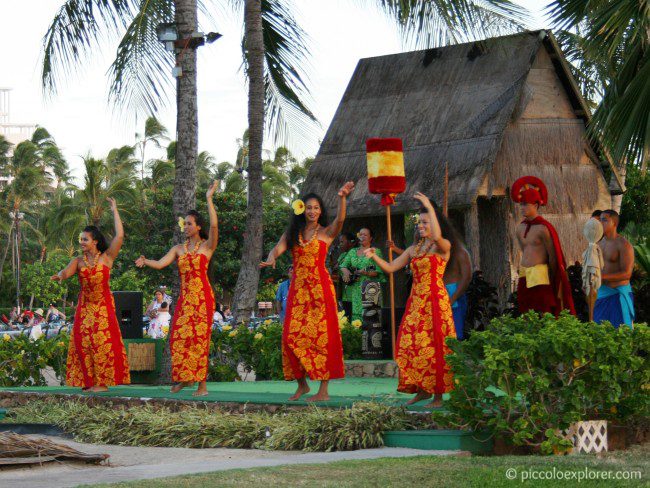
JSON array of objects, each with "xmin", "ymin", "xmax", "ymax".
[{"xmin": 511, "ymin": 176, "xmax": 576, "ymax": 317}]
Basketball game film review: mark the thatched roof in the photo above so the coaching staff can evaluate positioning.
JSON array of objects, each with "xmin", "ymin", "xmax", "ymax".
[{"xmin": 304, "ymin": 30, "xmax": 622, "ymax": 217}]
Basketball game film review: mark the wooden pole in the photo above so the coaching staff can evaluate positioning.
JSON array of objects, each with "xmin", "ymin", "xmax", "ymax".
[
  {"xmin": 386, "ymin": 203, "xmax": 397, "ymax": 359},
  {"xmin": 443, "ymin": 161, "xmax": 449, "ymax": 217}
]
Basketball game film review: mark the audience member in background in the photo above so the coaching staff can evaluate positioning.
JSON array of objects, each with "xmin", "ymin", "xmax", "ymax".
[
  {"xmin": 594, "ymin": 210, "xmax": 635, "ymax": 328},
  {"xmin": 148, "ymin": 302, "xmax": 171, "ymax": 338},
  {"xmin": 9, "ymin": 307, "xmax": 20, "ymax": 323},
  {"xmin": 145, "ymin": 290, "xmax": 166, "ymax": 318},
  {"xmin": 591, "ymin": 209, "xmax": 602, "ymax": 220},
  {"xmin": 275, "ymin": 266, "xmax": 293, "ymax": 324},
  {"xmin": 213, "ymin": 303, "xmax": 226, "ymax": 325},
  {"xmin": 223, "ymin": 306, "xmax": 232, "ymax": 320},
  {"xmin": 46, "ymin": 304, "xmax": 66, "ymax": 323}
]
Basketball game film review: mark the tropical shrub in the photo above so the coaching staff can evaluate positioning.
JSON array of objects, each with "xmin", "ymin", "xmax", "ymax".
[
  {"xmin": 0, "ymin": 332, "xmax": 69, "ymax": 386},
  {"xmin": 439, "ymin": 312, "xmax": 649, "ymax": 454}
]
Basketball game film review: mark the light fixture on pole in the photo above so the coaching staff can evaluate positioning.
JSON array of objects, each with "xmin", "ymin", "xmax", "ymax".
[{"xmin": 156, "ymin": 23, "xmax": 222, "ymax": 78}]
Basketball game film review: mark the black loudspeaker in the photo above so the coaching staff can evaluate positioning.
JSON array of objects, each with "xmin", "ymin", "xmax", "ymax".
[
  {"xmin": 113, "ymin": 291, "xmax": 143, "ymax": 339},
  {"xmin": 381, "ymin": 306, "xmax": 405, "ymax": 359}
]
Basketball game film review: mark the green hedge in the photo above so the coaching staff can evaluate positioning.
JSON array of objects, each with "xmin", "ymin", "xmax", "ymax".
[
  {"xmin": 0, "ymin": 332, "xmax": 69, "ymax": 386},
  {"xmin": 439, "ymin": 312, "xmax": 649, "ymax": 454}
]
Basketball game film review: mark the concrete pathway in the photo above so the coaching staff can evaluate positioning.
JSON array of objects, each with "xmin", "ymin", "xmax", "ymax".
[{"xmin": 0, "ymin": 436, "xmax": 462, "ymax": 488}]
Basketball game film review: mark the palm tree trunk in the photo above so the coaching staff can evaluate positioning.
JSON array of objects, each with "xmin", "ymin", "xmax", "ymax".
[
  {"xmin": 233, "ymin": 0, "xmax": 265, "ymax": 323},
  {"xmin": 157, "ymin": 0, "xmax": 199, "ymax": 384},
  {"xmin": 0, "ymin": 221, "xmax": 14, "ymax": 283}
]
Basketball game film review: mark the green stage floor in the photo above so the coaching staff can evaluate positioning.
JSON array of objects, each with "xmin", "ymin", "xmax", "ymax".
[{"xmin": 0, "ymin": 378, "xmax": 449, "ymax": 411}]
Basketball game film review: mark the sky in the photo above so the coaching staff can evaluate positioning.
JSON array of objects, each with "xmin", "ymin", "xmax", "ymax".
[{"xmin": 0, "ymin": 0, "xmax": 547, "ymax": 181}]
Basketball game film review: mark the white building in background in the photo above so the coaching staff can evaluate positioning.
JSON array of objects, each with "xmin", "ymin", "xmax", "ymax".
[{"xmin": 0, "ymin": 88, "xmax": 37, "ymax": 190}]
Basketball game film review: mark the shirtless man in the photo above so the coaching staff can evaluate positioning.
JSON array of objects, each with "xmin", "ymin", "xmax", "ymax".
[
  {"xmin": 511, "ymin": 176, "xmax": 575, "ymax": 316},
  {"xmin": 594, "ymin": 210, "xmax": 635, "ymax": 328}
]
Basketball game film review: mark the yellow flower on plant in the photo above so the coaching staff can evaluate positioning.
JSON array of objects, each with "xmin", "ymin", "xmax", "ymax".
[
  {"xmin": 292, "ymin": 199, "xmax": 305, "ymax": 215},
  {"xmin": 573, "ymin": 359, "xmax": 581, "ymax": 368},
  {"xmin": 351, "ymin": 319, "xmax": 362, "ymax": 328},
  {"xmin": 222, "ymin": 325, "xmax": 232, "ymax": 331},
  {"xmin": 229, "ymin": 330, "xmax": 238, "ymax": 337},
  {"xmin": 178, "ymin": 216, "xmax": 185, "ymax": 232},
  {"xmin": 254, "ymin": 333, "xmax": 263, "ymax": 340},
  {"xmin": 337, "ymin": 310, "xmax": 345, "ymax": 319},
  {"xmin": 57, "ymin": 341, "xmax": 64, "ymax": 347},
  {"xmin": 3, "ymin": 334, "xmax": 10, "ymax": 341},
  {"xmin": 264, "ymin": 319, "xmax": 272, "ymax": 325},
  {"xmin": 610, "ymin": 406, "xmax": 617, "ymax": 414}
]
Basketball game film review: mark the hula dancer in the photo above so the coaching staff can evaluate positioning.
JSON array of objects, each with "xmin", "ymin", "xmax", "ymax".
[
  {"xmin": 260, "ymin": 182, "xmax": 355, "ymax": 402},
  {"xmin": 364, "ymin": 193, "xmax": 456, "ymax": 408},
  {"xmin": 135, "ymin": 181, "xmax": 219, "ymax": 396},
  {"xmin": 51, "ymin": 198, "xmax": 130, "ymax": 392}
]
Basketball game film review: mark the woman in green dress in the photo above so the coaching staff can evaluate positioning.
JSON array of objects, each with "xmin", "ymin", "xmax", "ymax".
[{"xmin": 340, "ymin": 227, "xmax": 386, "ymax": 322}]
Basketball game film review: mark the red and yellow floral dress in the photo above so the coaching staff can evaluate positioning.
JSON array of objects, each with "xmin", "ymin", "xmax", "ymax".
[
  {"xmin": 396, "ymin": 254, "xmax": 456, "ymax": 395},
  {"xmin": 283, "ymin": 238, "xmax": 344, "ymax": 381},
  {"xmin": 66, "ymin": 264, "xmax": 130, "ymax": 388},
  {"xmin": 170, "ymin": 252, "xmax": 215, "ymax": 382}
]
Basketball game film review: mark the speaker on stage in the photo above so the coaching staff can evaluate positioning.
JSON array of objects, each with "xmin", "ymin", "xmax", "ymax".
[
  {"xmin": 113, "ymin": 291, "xmax": 143, "ymax": 339},
  {"xmin": 381, "ymin": 306, "xmax": 405, "ymax": 359}
]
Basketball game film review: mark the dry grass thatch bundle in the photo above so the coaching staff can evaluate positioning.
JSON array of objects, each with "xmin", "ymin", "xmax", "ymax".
[{"xmin": 0, "ymin": 432, "xmax": 109, "ymax": 466}]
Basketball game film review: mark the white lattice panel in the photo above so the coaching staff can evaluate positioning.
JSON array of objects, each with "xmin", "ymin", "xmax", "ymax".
[{"xmin": 562, "ymin": 420, "xmax": 608, "ymax": 454}]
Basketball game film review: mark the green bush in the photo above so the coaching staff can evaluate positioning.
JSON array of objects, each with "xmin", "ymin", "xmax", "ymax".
[
  {"xmin": 439, "ymin": 312, "xmax": 649, "ymax": 454},
  {"xmin": 0, "ymin": 332, "xmax": 69, "ymax": 386},
  {"xmin": 208, "ymin": 318, "xmax": 364, "ymax": 381}
]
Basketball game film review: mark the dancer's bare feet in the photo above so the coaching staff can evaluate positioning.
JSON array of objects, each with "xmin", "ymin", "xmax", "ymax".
[
  {"xmin": 193, "ymin": 381, "xmax": 208, "ymax": 397},
  {"xmin": 405, "ymin": 390, "xmax": 432, "ymax": 405},
  {"xmin": 306, "ymin": 392, "xmax": 330, "ymax": 402},
  {"xmin": 423, "ymin": 394, "xmax": 444, "ymax": 408},
  {"xmin": 306, "ymin": 380, "xmax": 330, "ymax": 402},
  {"xmin": 288, "ymin": 379, "xmax": 310, "ymax": 401},
  {"xmin": 170, "ymin": 381, "xmax": 193, "ymax": 394},
  {"xmin": 89, "ymin": 386, "xmax": 108, "ymax": 393}
]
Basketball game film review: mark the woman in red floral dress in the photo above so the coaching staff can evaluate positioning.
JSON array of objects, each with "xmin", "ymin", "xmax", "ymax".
[
  {"xmin": 261, "ymin": 182, "xmax": 355, "ymax": 402},
  {"xmin": 365, "ymin": 193, "xmax": 456, "ymax": 408},
  {"xmin": 136, "ymin": 181, "xmax": 219, "ymax": 397},
  {"xmin": 51, "ymin": 198, "xmax": 130, "ymax": 392}
]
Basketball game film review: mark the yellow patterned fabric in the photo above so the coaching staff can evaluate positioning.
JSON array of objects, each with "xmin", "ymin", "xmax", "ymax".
[
  {"xmin": 518, "ymin": 264, "xmax": 550, "ymax": 288},
  {"xmin": 170, "ymin": 253, "xmax": 216, "ymax": 382},
  {"xmin": 396, "ymin": 254, "xmax": 456, "ymax": 395},
  {"xmin": 282, "ymin": 239, "xmax": 344, "ymax": 381},
  {"xmin": 66, "ymin": 264, "xmax": 130, "ymax": 387}
]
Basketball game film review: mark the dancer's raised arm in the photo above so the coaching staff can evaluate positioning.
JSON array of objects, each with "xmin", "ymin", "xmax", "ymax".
[
  {"xmin": 325, "ymin": 181, "xmax": 355, "ymax": 238},
  {"xmin": 260, "ymin": 233, "xmax": 288, "ymax": 269},
  {"xmin": 104, "ymin": 198, "xmax": 124, "ymax": 261},
  {"xmin": 414, "ymin": 192, "xmax": 450, "ymax": 255},
  {"xmin": 363, "ymin": 246, "xmax": 412, "ymax": 274},
  {"xmin": 135, "ymin": 247, "xmax": 179, "ymax": 270},
  {"xmin": 204, "ymin": 180, "xmax": 219, "ymax": 252}
]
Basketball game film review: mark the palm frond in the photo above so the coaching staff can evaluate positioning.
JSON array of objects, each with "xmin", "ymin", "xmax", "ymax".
[
  {"xmin": 108, "ymin": 0, "xmax": 175, "ymax": 114},
  {"xmin": 42, "ymin": 0, "xmax": 139, "ymax": 94},
  {"xmin": 363, "ymin": 0, "xmax": 529, "ymax": 48},
  {"xmin": 242, "ymin": 0, "xmax": 318, "ymax": 149}
]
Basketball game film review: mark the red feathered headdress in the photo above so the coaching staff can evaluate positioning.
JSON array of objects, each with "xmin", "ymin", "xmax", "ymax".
[{"xmin": 511, "ymin": 176, "xmax": 548, "ymax": 206}]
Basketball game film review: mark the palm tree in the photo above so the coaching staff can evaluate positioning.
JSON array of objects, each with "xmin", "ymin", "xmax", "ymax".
[
  {"xmin": 548, "ymin": 0, "xmax": 650, "ymax": 178},
  {"xmin": 136, "ymin": 116, "xmax": 169, "ymax": 180}
]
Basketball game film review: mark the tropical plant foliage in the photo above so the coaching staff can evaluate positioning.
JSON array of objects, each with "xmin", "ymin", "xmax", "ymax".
[{"xmin": 438, "ymin": 312, "xmax": 649, "ymax": 454}]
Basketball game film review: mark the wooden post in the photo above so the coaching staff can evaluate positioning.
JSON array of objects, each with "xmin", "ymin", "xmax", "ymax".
[
  {"xmin": 587, "ymin": 288, "xmax": 597, "ymax": 322},
  {"xmin": 386, "ymin": 204, "xmax": 397, "ymax": 360}
]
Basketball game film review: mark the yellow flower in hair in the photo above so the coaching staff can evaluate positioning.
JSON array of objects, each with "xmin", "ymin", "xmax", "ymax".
[
  {"xmin": 292, "ymin": 199, "xmax": 305, "ymax": 215},
  {"xmin": 78, "ymin": 232, "xmax": 84, "ymax": 244},
  {"xmin": 178, "ymin": 217, "xmax": 185, "ymax": 232}
]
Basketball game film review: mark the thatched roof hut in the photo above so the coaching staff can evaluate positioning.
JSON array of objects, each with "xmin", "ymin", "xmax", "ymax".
[{"xmin": 305, "ymin": 30, "xmax": 622, "ymax": 304}]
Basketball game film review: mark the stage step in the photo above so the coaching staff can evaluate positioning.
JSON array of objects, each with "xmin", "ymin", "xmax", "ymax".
[
  {"xmin": 345, "ymin": 360, "xmax": 398, "ymax": 378},
  {"xmin": 383, "ymin": 429, "xmax": 493, "ymax": 454}
]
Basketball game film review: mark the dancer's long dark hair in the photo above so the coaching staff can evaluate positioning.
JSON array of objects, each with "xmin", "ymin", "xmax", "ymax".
[
  {"xmin": 418, "ymin": 200, "xmax": 463, "ymax": 257},
  {"xmin": 82, "ymin": 226, "xmax": 109, "ymax": 253},
  {"xmin": 285, "ymin": 193, "xmax": 329, "ymax": 250},
  {"xmin": 186, "ymin": 210, "xmax": 209, "ymax": 240}
]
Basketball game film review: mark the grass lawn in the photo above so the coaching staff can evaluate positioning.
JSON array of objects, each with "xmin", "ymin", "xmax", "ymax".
[{"xmin": 88, "ymin": 442, "xmax": 648, "ymax": 488}]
